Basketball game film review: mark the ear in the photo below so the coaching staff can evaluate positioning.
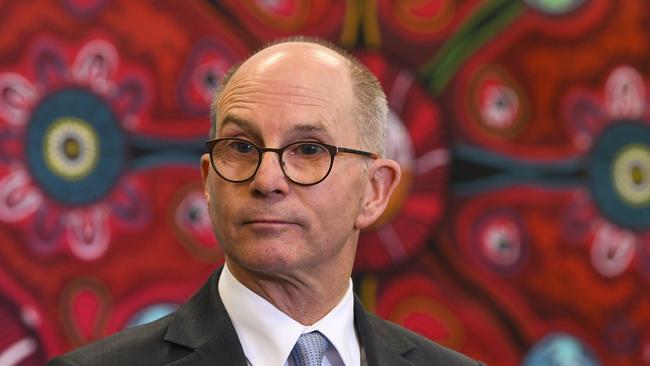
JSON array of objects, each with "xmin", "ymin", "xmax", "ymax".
[
  {"xmin": 200, "ymin": 153, "xmax": 212, "ymax": 202},
  {"xmin": 354, "ymin": 158, "xmax": 401, "ymax": 230}
]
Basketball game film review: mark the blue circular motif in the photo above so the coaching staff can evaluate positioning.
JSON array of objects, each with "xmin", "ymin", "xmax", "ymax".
[
  {"xmin": 523, "ymin": 333, "xmax": 600, "ymax": 366},
  {"xmin": 25, "ymin": 88, "xmax": 124, "ymax": 205},
  {"xmin": 590, "ymin": 121, "xmax": 650, "ymax": 231},
  {"xmin": 125, "ymin": 303, "xmax": 178, "ymax": 328}
]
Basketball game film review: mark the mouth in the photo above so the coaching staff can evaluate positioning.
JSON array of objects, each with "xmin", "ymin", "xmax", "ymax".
[{"xmin": 242, "ymin": 218, "xmax": 299, "ymax": 227}]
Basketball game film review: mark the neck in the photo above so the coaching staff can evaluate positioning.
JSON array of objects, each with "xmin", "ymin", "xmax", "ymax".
[{"xmin": 225, "ymin": 258, "xmax": 353, "ymax": 325}]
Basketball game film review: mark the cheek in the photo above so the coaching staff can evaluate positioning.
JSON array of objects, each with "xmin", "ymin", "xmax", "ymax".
[
  {"xmin": 206, "ymin": 180, "xmax": 235, "ymax": 237},
  {"xmin": 312, "ymin": 180, "xmax": 364, "ymax": 229}
]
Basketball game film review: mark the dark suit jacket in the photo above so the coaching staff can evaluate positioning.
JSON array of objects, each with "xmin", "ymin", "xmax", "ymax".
[{"xmin": 48, "ymin": 268, "xmax": 482, "ymax": 366}]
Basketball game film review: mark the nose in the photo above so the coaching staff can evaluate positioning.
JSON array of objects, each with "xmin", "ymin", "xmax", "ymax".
[{"xmin": 249, "ymin": 151, "xmax": 290, "ymax": 196}]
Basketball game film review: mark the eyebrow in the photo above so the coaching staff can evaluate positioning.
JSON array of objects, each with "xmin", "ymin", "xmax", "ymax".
[
  {"xmin": 219, "ymin": 114, "xmax": 334, "ymax": 142},
  {"xmin": 220, "ymin": 115, "xmax": 260, "ymax": 136}
]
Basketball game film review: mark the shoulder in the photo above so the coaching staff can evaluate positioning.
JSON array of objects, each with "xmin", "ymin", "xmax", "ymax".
[
  {"xmin": 366, "ymin": 312, "xmax": 483, "ymax": 366},
  {"xmin": 47, "ymin": 314, "xmax": 188, "ymax": 366}
]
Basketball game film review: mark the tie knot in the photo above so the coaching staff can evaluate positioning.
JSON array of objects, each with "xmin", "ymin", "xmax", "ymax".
[{"xmin": 291, "ymin": 331, "xmax": 329, "ymax": 366}]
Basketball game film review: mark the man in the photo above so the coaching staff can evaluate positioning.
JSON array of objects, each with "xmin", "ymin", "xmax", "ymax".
[{"xmin": 48, "ymin": 37, "xmax": 482, "ymax": 366}]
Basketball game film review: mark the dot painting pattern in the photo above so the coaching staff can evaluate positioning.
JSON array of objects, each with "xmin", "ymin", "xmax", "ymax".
[{"xmin": 0, "ymin": 1, "xmax": 649, "ymax": 365}]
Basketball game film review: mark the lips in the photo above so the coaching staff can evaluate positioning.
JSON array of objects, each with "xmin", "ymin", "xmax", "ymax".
[
  {"xmin": 241, "ymin": 217, "xmax": 300, "ymax": 226},
  {"xmin": 242, "ymin": 220, "xmax": 300, "ymax": 233},
  {"xmin": 243, "ymin": 219, "xmax": 296, "ymax": 225},
  {"xmin": 237, "ymin": 208, "xmax": 305, "ymax": 228}
]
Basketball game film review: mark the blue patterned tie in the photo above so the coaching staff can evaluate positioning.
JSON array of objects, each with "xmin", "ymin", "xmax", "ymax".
[{"xmin": 291, "ymin": 331, "xmax": 329, "ymax": 366}]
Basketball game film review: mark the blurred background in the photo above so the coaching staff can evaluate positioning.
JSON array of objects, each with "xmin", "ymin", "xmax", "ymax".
[{"xmin": 0, "ymin": 0, "xmax": 649, "ymax": 365}]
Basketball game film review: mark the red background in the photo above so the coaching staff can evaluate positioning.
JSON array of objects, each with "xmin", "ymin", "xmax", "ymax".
[{"xmin": 1, "ymin": 1, "xmax": 649, "ymax": 365}]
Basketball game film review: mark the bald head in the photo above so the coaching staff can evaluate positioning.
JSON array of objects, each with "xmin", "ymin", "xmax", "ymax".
[
  {"xmin": 209, "ymin": 37, "xmax": 388, "ymax": 156},
  {"xmin": 239, "ymin": 41, "xmax": 348, "ymax": 78}
]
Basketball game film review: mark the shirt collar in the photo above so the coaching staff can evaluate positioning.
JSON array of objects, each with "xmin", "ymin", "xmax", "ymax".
[{"xmin": 218, "ymin": 263, "xmax": 359, "ymax": 366}]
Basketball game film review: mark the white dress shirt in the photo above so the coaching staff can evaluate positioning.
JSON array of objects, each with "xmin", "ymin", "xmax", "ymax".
[{"xmin": 218, "ymin": 263, "xmax": 361, "ymax": 366}]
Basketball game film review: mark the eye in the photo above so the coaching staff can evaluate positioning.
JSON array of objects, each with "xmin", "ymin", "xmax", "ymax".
[
  {"xmin": 228, "ymin": 140, "xmax": 254, "ymax": 154},
  {"xmin": 290, "ymin": 143, "xmax": 327, "ymax": 156}
]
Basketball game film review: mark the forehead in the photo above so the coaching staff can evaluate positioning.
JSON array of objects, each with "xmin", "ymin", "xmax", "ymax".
[{"xmin": 215, "ymin": 43, "xmax": 355, "ymax": 141}]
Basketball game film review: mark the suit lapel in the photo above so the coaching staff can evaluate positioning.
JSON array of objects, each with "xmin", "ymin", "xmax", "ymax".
[
  {"xmin": 354, "ymin": 296, "xmax": 415, "ymax": 366},
  {"xmin": 166, "ymin": 332, "xmax": 246, "ymax": 366},
  {"xmin": 163, "ymin": 268, "xmax": 247, "ymax": 366},
  {"xmin": 161, "ymin": 269, "xmax": 416, "ymax": 365}
]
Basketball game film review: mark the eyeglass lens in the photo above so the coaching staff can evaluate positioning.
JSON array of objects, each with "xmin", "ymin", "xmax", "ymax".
[{"xmin": 211, "ymin": 139, "xmax": 333, "ymax": 185}]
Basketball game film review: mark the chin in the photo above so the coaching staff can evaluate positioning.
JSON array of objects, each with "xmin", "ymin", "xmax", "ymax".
[{"xmin": 227, "ymin": 246, "xmax": 306, "ymax": 275}]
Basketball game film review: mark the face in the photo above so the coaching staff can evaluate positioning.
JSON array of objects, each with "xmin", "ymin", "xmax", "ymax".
[{"xmin": 201, "ymin": 43, "xmax": 372, "ymax": 277}]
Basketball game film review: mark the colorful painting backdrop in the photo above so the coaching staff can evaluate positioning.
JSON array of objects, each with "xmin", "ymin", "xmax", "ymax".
[{"xmin": 1, "ymin": 0, "xmax": 649, "ymax": 365}]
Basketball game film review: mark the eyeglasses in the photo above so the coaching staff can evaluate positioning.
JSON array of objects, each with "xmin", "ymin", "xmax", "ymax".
[{"xmin": 205, "ymin": 138, "xmax": 378, "ymax": 186}]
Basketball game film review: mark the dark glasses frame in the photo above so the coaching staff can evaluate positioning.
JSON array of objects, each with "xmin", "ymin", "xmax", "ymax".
[{"xmin": 205, "ymin": 137, "xmax": 378, "ymax": 186}]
